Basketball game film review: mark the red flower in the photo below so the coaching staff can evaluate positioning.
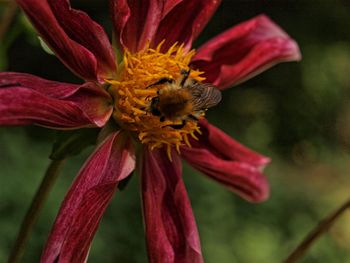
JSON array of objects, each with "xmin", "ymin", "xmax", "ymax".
[{"xmin": 0, "ymin": 0, "xmax": 301, "ymax": 262}]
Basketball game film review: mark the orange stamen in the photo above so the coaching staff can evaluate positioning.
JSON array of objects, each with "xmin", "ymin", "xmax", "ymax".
[{"xmin": 106, "ymin": 41, "xmax": 205, "ymax": 155}]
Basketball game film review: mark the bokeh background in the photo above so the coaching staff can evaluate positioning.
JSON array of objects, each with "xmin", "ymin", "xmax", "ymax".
[{"xmin": 1, "ymin": 0, "xmax": 350, "ymax": 262}]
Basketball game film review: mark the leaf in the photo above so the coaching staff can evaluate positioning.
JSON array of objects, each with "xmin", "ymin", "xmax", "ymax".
[
  {"xmin": 50, "ymin": 128, "xmax": 100, "ymax": 160},
  {"xmin": 38, "ymin": 36, "xmax": 55, "ymax": 55}
]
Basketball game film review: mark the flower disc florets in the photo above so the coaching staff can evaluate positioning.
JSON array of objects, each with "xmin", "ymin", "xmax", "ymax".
[{"xmin": 107, "ymin": 41, "xmax": 206, "ymax": 156}]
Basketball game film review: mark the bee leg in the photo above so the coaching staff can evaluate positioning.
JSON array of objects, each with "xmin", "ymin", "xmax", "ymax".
[
  {"xmin": 151, "ymin": 108, "xmax": 161, "ymax": 116},
  {"xmin": 169, "ymin": 120, "xmax": 186, "ymax": 129},
  {"xmin": 146, "ymin": 77, "xmax": 174, "ymax": 88},
  {"xmin": 150, "ymin": 97, "xmax": 162, "ymax": 116},
  {"xmin": 180, "ymin": 68, "xmax": 191, "ymax": 87}
]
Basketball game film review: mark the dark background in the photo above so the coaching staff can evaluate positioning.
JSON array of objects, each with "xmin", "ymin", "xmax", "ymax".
[{"xmin": 1, "ymin": 0, "xmax": 350, "ymax": 262}]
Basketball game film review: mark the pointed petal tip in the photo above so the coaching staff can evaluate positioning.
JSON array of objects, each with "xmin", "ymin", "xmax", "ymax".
[
  {"xmin": 249, "ymin": 14, "xmax": 302, "ymax": 63},
  {"xmin": 285, "ymin": 39, "xmax": 302, "ymax": 62},
  {"xmin": 259, "ymin": 156, "xmax": 272, "ymax": 169},
  {"xmin": 244, "ymin": 174, "xmax": 270, "ymax": 203}
]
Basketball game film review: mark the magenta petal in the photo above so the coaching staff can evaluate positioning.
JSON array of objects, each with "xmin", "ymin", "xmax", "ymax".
[
  {"xmin": 153, "ymin": 0, "xmax": 221, "ymax": 51},
  {"xmin": 162, "ymin": 0, "xmax": 183, "ymax": 16},
  {"xmin": 42, "ymin": 132, "xmax": 136, "ymax": 263},
  {"xmin": 48, "ymin": 0, "xmax": 117, "ymax": 79},
  {"xmin": 0, "ymin": 72, "xmax": 81, "ymax": 98},
  {"xmin": 191, "ymin": 15, "xmax": 301, "ymax": 90},
  {"xmin": 0, "ymin": 72, "xmax": 113, "ymax": 128},
  {"xmin": 141, "ymin": 147, "xmax": 203, "ymax": 263},
  {"xmin": 16, "ymin": 0, "xmax": 98, "ymax": 81},
  {"xmin": 110, "ymin": 0, "xmax": 164, "ymax": 52},
  {"xmin": 66, "ymin": 83, "xmax": 114, "ymax": 128},
  {"xmin": 181, "ymin": 119, "xmax": 270, "ymax": 202}
]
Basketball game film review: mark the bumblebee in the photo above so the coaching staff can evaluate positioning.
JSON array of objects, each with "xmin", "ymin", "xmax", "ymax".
[{"xmin": 147, "ymin": 69, "xmax": 222, "ymax": 129}]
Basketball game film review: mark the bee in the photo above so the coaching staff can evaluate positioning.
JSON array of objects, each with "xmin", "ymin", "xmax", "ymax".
[{"xmin": 147, "ymin": 69, "xmax": 222, "ymax": 129}]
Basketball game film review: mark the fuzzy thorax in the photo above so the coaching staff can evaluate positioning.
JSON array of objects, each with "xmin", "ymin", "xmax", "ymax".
[{"xmin": 106, "ymin": 41, "xmax": 205, "ymax": 158}]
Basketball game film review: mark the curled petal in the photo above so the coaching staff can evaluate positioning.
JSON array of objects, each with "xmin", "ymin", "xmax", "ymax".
[
  {"xmin": 42, "ymin": 132, "xmax": 136, "ymax": 263},
  {"xmin": 142, "ymin": 147, "xmax": 203, "ymax": 263},
  {"xmin": 48, "ymin": 0, "xmax": 117, "ymax": 79},
  {"xmin": 16, "ymin": 0, "xmax": 98, "ymax": 80},
  {"xmin": 0, "ymin": 72, "xmax": 113, "ymax": 128},
  {"xmin": 110, "ymin": 0, "xmax": 164, "ymax": 52},
  {"xmin": 153, "ymin": 0, "xmax": 221, "ymax": 51},
  {"xmin": 181, "ymin": 119, "xmax": 270, "ymax": 202},
  {"xmin": 191, "ymin": 15, "xmax": 301, "ymax": 90}
]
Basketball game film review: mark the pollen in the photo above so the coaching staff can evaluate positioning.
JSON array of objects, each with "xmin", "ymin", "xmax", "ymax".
[{"xmin": 106, "ymin": 41, "xmax": 205, "ymax": 156}]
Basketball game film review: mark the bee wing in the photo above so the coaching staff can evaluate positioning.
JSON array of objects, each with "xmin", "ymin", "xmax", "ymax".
[{"xmin": 189, "ymin": 83, "xmax": 222, "ymax": 111}]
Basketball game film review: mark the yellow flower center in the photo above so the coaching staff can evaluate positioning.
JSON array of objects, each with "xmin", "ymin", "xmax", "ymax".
[{"xmin": 106, "ymin": 41, "xmax": 206, "ymax": 158}]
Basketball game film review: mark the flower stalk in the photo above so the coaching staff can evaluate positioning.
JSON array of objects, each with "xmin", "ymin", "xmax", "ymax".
[
  {"xmin": 7, "ymin": 159, "xmax": 66, "ymax": 263},
  {"xmin": 283, "ymin": 198, "xmax": 350, "ymax": 263}
]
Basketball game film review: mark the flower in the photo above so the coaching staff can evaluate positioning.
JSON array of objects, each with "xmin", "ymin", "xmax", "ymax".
[{"xmin": 0, "ymin": 0, "xmax": 301, "ymax": 262}]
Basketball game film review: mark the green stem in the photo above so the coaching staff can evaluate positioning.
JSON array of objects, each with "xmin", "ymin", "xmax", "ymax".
[
  {"xmin": 283, "ymin": 198, "xmax": 350, "ymax": 263},
  {"xmin": 7, "ymin": 159, "xmax": 66, "ymax": 263}
]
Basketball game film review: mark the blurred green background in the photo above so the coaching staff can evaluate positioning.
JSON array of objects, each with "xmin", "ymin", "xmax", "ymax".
[{"xmin": 1, "ymin": 0, "xmax": 350, "ymax": 262}]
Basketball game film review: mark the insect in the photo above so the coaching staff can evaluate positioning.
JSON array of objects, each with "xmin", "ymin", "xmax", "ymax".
[{"xmin": 147, "ymin": 69, "xmax": 222, "ymax": 129}]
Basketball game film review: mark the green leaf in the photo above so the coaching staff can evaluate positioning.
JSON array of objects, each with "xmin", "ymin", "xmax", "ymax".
[
  {"xmin": 38, "ymin": 37, "xmax": 55, "ymax": 55},
  {"xmin": 50, "ymin": 128, "xmax": 100, "ymax": 160}
]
